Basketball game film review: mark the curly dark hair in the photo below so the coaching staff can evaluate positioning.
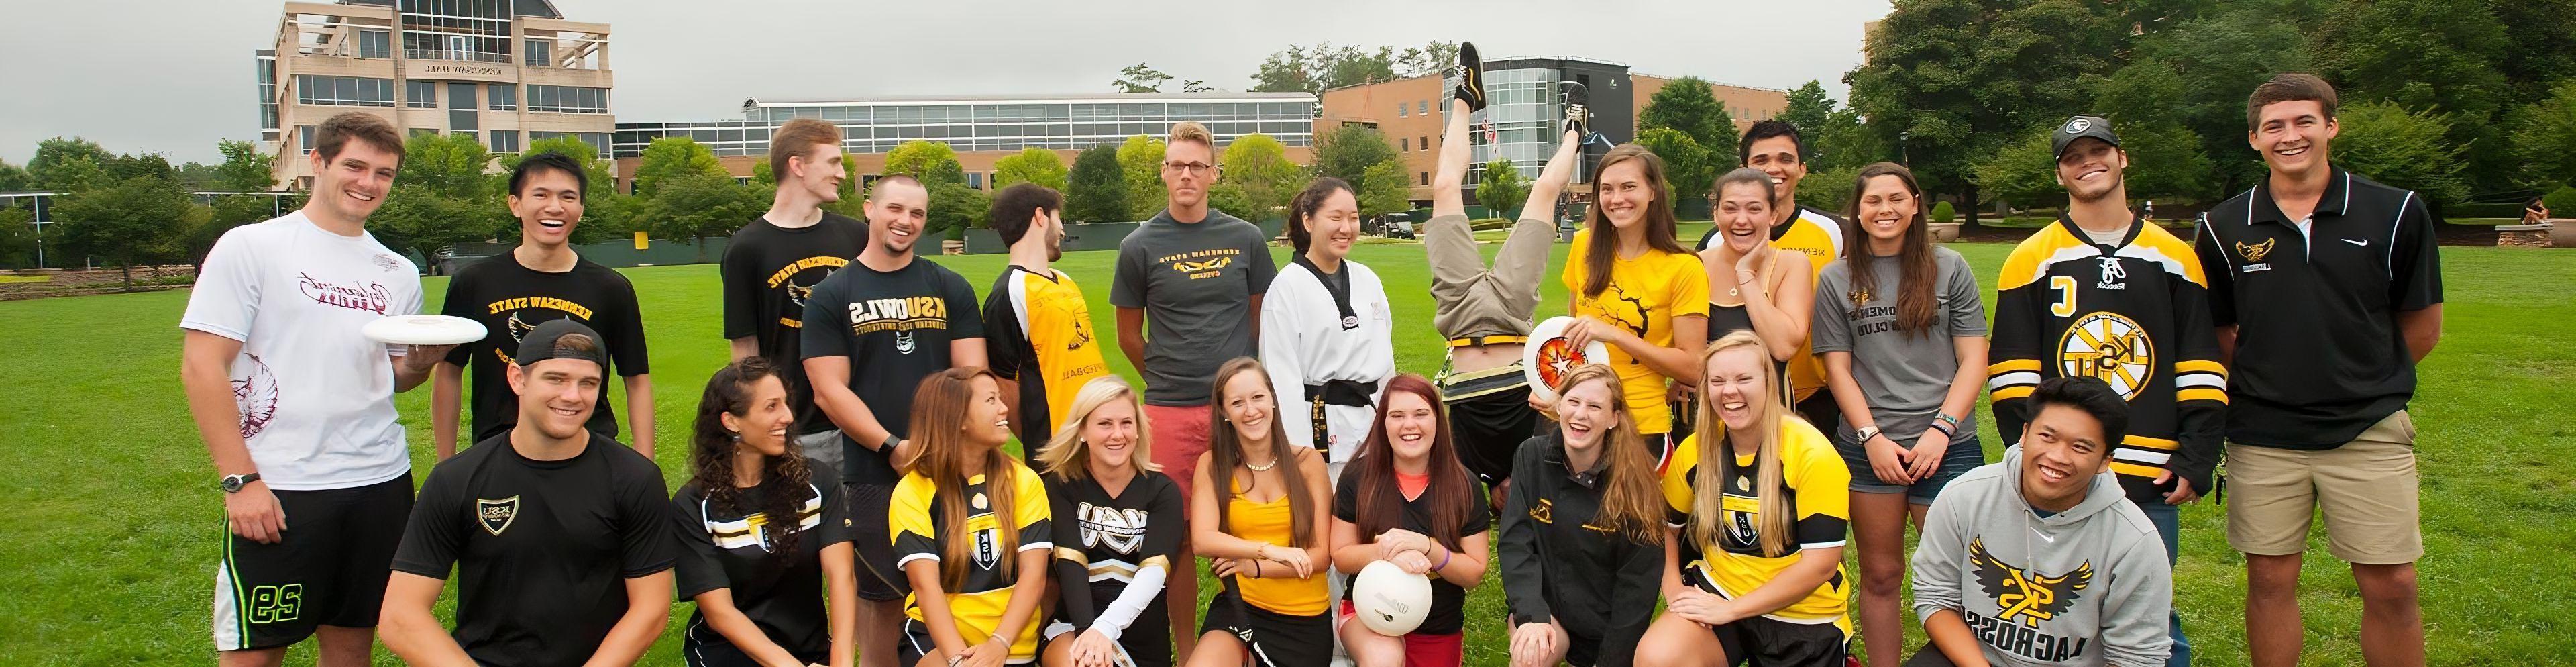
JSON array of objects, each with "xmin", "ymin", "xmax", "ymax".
[{"xmin": 689, "ymin": 356, "xmax": 814, "ymax": 560}]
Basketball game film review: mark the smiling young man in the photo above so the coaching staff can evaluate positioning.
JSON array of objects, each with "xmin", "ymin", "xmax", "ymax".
[
  {"xmin": 1986, "ymin": 115, "xmax": 2222, "ymax": 666},
  {"xmin": 2194, "ymin": 73, "xmax": 2443, "ymax": 667},
  {"xmin": 431, "ymin": 152, "xmax": 652, "ymax": 461},
  {"xmin": 722, "ymin": 118, "xmax": 871, "ymax": 472},
  {"xmin": 381, "ymin": 320, "xmax": 676, "ymax": 667},
  {"xmin": 1700, "ymin": 119, "xmax": 1848, "ymax": 430},
  {"xmin": 800, "ymin": 174, "xmax": 986, "ymax": 667},
  {"xmin": 182, "ymin": 112, "xmax": 442, "ymax": 667},
  {"xmin": 1907, "ymin": 376, "xmax": 2173, "ymax": 667},
  {"xmin": 981, "ymin": 183, "xmax": 1110, "ymax": 454}
]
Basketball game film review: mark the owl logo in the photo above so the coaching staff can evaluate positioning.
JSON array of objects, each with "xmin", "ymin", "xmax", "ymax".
[
  {"xmin": 231, "ymin": 355, "xmax": 280, "ymax": 440},
  {"xmin": 2235, "ymin": 238, "xmax": 2275, "ymax": 263},
  {"xmin": 506, "ymin": 312, "xmax": 537, "ymax": 342},
  {"xmin": 786, "ymin": 276, "xmax": 818, "ymax": 307},
  {"xmin": 1970, "ymin": 537, "xmax": 2093, "ymax": 627}
]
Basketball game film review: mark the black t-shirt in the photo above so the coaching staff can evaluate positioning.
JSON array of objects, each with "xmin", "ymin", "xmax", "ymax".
[
  {"xmin": 390, "ymin": 432, "xmax": 676, "ymax": 667},
  {"xmin": 798, "ymin": 258, "xmax": 984, "ymax": 486},
  {"xmin": 672, "ymin": 460, "xmax": 854, "ymax": 660},
  {"xmin": 1331, "ymin": 469, "xmax": 1491, "ymax": 635},
  {"xmin": 722, "ymin": 213, "xmax": 871, "ymax": 435},
  {"xmin": 439, "ymin": 253, "xmax": 649, "ymax": 444},
  {"xmin": 1044, "ymin": 472, "xmax": 1186, "ymax": 648}
]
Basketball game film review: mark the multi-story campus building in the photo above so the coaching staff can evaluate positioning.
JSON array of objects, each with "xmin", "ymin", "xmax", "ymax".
[
  {"xmin": 1315, "ymin": 56, "xmax": 1786, "ymax": 207},
  {"xmin": 258, "ymin": 0, "xmax": 613, "ymax": 189},
  {"xmin": 612, "ymin": 92, "xmax": 1318, "ymax": 194}
]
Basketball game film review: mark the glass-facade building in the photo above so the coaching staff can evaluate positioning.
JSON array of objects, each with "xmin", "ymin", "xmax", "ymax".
[
  {"xmin": 1463, "ymin": 57, "xmax": 1637, "ymax": 187},
  {"xmin": 614, "ymin": 93, "xmax": 1318, "ymax": 158}
]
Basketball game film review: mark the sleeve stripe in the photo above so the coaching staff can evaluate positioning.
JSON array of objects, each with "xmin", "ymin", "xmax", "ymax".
[
  {"xmin": 2113, "ymin": 449, "xmax": 2172, "ymax": 465},
  {"xmin": 1801, "ymin": 540, "xmax": 1849, "ymax": 550},
  {"xmin": 896, "ymin": 553, "xmax": 941, "ymax": 568},
  {"xmin": 2176, "ymin": 360, "xmax": 2229, "ymax": 375},
  {"xmin": 1986, "ymin": 372, "xmax": 2042, "ymax": 391},
  {"xmin": 2121, "ymin": 435, "xmax": 2180, "ymax": 450},
  {"xmin": 1054, "ymin": 546, "xmax": 1088, "ymax": 563},
  {"xmin": 2110, "ymin": 462, "xmax": 2169, "ymax": 478},
  {"xmin": 2178, "ymin": 388, "xmax": 2229, "ymax": 404},
  {"xmin": 1992, "ymin": 386, "xmax": 2035, "ymax": 401},
  {"xmin": 1020, "ymin": 541, "xmax": 1054, "ymax": 552},
  {"xmin": 2175, "ymin": 374, "xmax": 2227, "ymax": 390},
  {"xmin": 1988, "ymin": 359, "xmax": 2044, "ymax": 374}
]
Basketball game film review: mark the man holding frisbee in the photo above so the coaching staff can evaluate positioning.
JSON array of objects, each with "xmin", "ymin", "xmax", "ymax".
[
  {"xmin": 430, "ymin": 151, "xmax": 653, "ymax": 460},
  {"xmin": 181, "ymin": 111, "xmax": 443, "ymax": 667}
]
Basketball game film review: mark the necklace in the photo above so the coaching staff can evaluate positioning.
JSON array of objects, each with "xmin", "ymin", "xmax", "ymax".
[{"xmin": 1245, "ymin": 456, "xmax": 1278, "ymax": 472}]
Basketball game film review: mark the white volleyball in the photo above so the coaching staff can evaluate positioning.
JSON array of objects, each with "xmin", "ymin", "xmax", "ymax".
[{"xmin": 1351, "ymin": 560, "xmax": 1434, "ymax": 636}]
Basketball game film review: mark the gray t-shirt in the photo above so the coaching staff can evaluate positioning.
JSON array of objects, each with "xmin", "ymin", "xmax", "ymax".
[
  {"xmin": 1811, "ymin": 246, "xmax": 1988, "ymax": 442},
  {"xmin": 1110, "ymin": 209, "xmax": 1278, "ymax": 406}
]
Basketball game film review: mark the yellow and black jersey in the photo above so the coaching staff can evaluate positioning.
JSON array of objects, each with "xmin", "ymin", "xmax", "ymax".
[
  {"xmin": 890, "ymin": 461, "xmax": 1054, "ymax": 660},
  {"xmin": 1988, "ymin": 217, "xmax": 2226, "ymax": 503},
  {"xmin": 981, "ymin": 265, "xmax": 1112, "ymax": 450},
  {"xmin": 1660, "ymin": 419, "xmax": 1851, "ymax": 631}
]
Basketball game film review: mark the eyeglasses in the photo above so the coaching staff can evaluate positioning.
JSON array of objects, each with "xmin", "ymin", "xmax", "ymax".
[{"xmin": 1161, "ymin": 161, "xmax": 1218, "ymax": 175}]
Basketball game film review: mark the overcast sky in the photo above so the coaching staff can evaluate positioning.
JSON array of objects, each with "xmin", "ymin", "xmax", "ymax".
[{"xmin": 0, "ymin": 0, "xmax": 1890, "ymax": 166}]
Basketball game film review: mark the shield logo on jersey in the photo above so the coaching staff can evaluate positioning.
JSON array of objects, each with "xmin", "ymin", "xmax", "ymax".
[
  {"xmin": 2058, "ymin": 312, "xmax": 2155, "ymax": 400},
  {"xmin": 974, "ymin": 526, "xmax": 1000, "ymax": 569},
  {"xmin": 477, "ymin": 496, "xmax": 521, "ymax": 536},
  {"xmin": 2235, "ymin": 238, "xmax": 2275, "ymax": 262}
]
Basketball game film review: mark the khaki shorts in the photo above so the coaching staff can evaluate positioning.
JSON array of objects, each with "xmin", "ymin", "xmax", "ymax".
[
  {"xmin": 2224, "ymin": 410, "xmax": 2421, "ymax": 564},
  {"xmin": 1425, "ymin": 214, "xmax": 1552, "ymax": 341}
]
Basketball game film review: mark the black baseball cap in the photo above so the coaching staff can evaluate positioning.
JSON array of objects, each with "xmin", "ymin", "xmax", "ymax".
[
  {"xmin": 2051, "ymin": 115, "xmax": 2120, "ymax": 160},
  {"xmin": 514, "ymin": 319, "xmax": 606, "ymax": 371}
]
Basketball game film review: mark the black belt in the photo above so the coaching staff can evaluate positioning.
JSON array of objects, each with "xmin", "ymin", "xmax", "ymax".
[{"xmin": 1305, "ymin": 379, "xmax": 1380, "ymax": 407}]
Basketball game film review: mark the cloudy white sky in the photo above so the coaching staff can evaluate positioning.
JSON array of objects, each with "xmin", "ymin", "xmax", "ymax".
[{"xmin": 0, "ymin": 0, "xmax": 1890, "ymax": 166}]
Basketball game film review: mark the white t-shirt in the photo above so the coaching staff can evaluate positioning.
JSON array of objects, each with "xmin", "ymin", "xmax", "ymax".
[{"xmin": 180, "ymin": 211, "xmax": 422, "ymax": 491}]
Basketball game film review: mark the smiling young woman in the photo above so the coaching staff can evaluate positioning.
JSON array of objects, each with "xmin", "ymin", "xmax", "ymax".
[
  {"xmin": 1326, "ymin": 374, "xmax": 1489, "ymax": 667},
  {"xmin": 1556, "ymin": 144, "xmax": 1712, "ymax": 466}
]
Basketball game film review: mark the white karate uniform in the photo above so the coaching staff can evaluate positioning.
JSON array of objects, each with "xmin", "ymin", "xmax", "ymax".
[{"xmin": 1260, "ymin": 257, "xmax": 1396, "ymax": 468}]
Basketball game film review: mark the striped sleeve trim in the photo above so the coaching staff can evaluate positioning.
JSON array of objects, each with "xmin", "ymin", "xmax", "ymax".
[
  {"xmin": 2176, "ymin": 360, "xmax": 2228, "ymax": 376},
  {"xmin": 1989, "ymin": 359, "xmax": 2045, "ymax": 374},
  {"xmin": 1992, "ymin": 386, "xmax": 2035, "ymax": 401},
  {"xmin": 2178, "ymin": 387, "xmax": 2229, "ymax": 404},
  {"xmin": 1987, "ymin": 371, "xmax": 2043, "ymax": 393}
]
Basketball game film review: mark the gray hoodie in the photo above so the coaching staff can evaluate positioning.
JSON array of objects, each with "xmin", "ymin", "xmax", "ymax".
[{"xmin": 1910, "ymin": 446, "xmax": 2173, "ymax": 667}]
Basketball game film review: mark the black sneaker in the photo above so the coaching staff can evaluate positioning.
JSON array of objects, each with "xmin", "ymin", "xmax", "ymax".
[
  {"xmin": 1454, "ymin": 42, "xmax": 1487, "ymax": 112},
  {"xmin": 1560, "ymin": 81, "xmax": 1589, "ymax": 139}
]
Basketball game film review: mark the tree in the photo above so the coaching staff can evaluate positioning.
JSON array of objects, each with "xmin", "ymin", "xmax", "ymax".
[
  {"xmin": 923, "ymin": 160, "xmax": 992, "ymax": 237},
  {"xmin": 1846, "ymin": 0, "xmax": 2133, "ymax": 226},
  {"xmin": 994, "ymin": 148, "xmax": 1069, "ymax": 192},
  {"xmin": 1635, "ymin": 128, "xmax": 1716, "ymax": 207},
  {"xmin": 2332, "ymin": 101, "xmax": 2471, "ymax": 204},
  {"xmin": 2310, "ymin": 0, "xmax": 2514, "ymax": 187},
  {"xmin": 1358, "ymin": 160, "xmax": 1411, "ymax": 218},
  {"xmin": 370, "ymin": 183, "xmax": 506, "ymax": 270},
  {"xmin": 1116, "ymin": 135, "xmax": 1168, "ymax": 220},
  {"xmin": 52, "ymin": 176, "xmax": 192, "ymax": 289},
  {"xmin": 1477, "ymin": 157, "xmax": 1530, "ymax": 217},
  {"xmin": 506, "ymin": 135, "xmax": 617, "ymax": 193},
  {"xmin": 398, "ymin": 132, "xmax": 494, "ymax": 198},
  {"xmin": 1313, "ymin": 124, "xmax": 1400, "ymax": 187},
  {"xmin": 1970, "ymin": 127, "xmax": 2061, "ymax": 213},
  {"xmin": 213, "ymin": 140, "xmax": 276, "ymax": 192},
  {"xmin": 0, "ymin": 159, "xmax": 28, "ymax": 192},
  {"xmin": 28, "ymin": 136, "xmax": 109, "ymax": 191},
  {"xmin": 2510, "ymin": 80, "xmax": 2576, "ymax": 189},
  {"xmin": 884, "ymin": 140, "xmax": 963, "ymax": 182},
  {"xmin": 1778, "ymin": 80, "xmax": 1835, "ymax": 138},
  {"xmin": 1065, "ymin": 145, "xmax": 1130, "ymax": 223},
  {"xmin": 1217, "ymin": 134, "xmax": 1301, "ymax": 221},
  {"xmin": 1798, "ymin": 164, "xmax": 1862, "ymax": 213},
  {"xmin": 1640, "ymin": 76, "xmax": 1740, "ymax": 166},
  {"xmin": 191, "ymin": 194, "xmax": 284, "ymax": 269},
  {"xmin": 1113, "ymin": 63, "xmax": 1176, "ymax": 93},
  {"xmin": 2092, "ymin": 2, "xmax": 2314, "ymax": 194},
  {"xmin": 39, "ymin": 156, "xmax": 103, "ymax": 193},
  {"xmin": 1809, "ymin": 107, "xmax": 1893, "ymax": 172},
  {"xmin": 1394, "ymin": 42, "xmax": 1460, "ymax": 79},
  {"xmin": 103, "ymin": 152, "xmax": 176, "ymax": 183},
  {"xmin": 646, "ymin": 174, "xmax": 766, "ymax": 257},
  {"xmin": 0, "ymin": 207, "xmax": 35, "ymax": 267},
  {"xmin": 1974, "ymin": 118, "xmax": 2210, "ymax": 213},
  {"xmin": 1249, "ymin": 42, "xmax": 1426, "ymax": 97},
  {"xmin": 632, "ymin": 136, "xmax": 728, "ymax": 196}
]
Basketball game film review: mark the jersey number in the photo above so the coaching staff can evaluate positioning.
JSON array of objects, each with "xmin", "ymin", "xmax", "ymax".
[{"xmin": 2049, "ymin": 276, "xmax": 2078, "ymax": 317}]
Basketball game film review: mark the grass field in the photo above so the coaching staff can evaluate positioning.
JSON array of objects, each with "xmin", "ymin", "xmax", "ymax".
[{"xmin": 3, "ymin": 227, "xmax": 2572, "ymax": 666}]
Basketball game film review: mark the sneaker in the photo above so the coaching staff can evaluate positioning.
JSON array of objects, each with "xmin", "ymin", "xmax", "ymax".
[
  {"xmin": 1454, "ymin": 42, "xmax": 1487, "ymax": 112},
  {"xmin": 1560, "ymin": 81, "xmax": 1590, "ymax": 139}
]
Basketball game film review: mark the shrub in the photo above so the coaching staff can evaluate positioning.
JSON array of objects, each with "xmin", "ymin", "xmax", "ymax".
[{"xmin": 1931, "ymin": 200, "xmax": 1957, "ymax": 223}]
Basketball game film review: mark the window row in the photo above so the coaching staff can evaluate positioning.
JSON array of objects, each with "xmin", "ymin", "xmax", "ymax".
[
  {"xmin": 527, "ymin": 85, "xmax": 608, "ymax": 114},
  {"xmin": 297, "ymin": 75, "xmax": 396, "ymax": 107},
  {"xmin": 757, "ymin": 101, "xmax": 1311, "ymax": 125}
]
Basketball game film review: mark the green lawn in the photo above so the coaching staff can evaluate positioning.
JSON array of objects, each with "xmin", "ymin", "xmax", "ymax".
[{"xmin": 3, "ymin": 232, "xmax": 2571, "ymax": 666}]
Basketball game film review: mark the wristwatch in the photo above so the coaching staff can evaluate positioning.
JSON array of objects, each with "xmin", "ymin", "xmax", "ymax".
[
  {"xmin": 221, "ymin": 472, "xmax": 262, "ymax": 493},
  {"xmin": 1854, "ymin": 425, "xmax": 1882, "ymax": 443}
]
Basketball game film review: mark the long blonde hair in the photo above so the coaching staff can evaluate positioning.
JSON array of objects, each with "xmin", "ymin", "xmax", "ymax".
[
  {"xmin": 910, "ymin": 367, "xmax": 1023, "ymax": 591},
  {"xmin": 1691, "ymin": 331, "xmax": 1796, "ymax": 556},
  {"xmin": 1034, "ymin": 376, "xmax": 1160, "ymax": 480},
  {"xmin": 1554, "ymin": 364, "xmax": 1664, "ymax": 544}
]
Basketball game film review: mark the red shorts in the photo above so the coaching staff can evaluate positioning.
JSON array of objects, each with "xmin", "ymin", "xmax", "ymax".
[
  {"xmin": 1144, "ymin": 403, "xmax": 1213, "ymax": 508},
  {"xmin": 1336, "ymin": 600, "xmax": 1464, "ymax": 667}
]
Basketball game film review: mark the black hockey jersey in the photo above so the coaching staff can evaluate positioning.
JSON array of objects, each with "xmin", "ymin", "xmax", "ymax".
[{"xmin": 1987, "ymin": 216, "xmax": 2226, "ymax": 503}]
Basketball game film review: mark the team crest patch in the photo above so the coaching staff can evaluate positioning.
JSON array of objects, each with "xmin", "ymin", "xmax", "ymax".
[
  {"xmin": 2059, "ymin": 312, "xmax": 2154, "ymax": 400},
  {"xmin": 2062, "ymin": 117, "xmax": 2092, "ymax": 134},
  {"xmin": 477, "ymin": 496, "xmax": 521, "ymax": 535},
  {"xmin": 2235, "ymin": 238, "xmax": 2275, "ymax": 262}
]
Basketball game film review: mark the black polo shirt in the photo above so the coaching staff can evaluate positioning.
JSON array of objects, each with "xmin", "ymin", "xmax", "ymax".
[{"xmin": 2194, "ymin": 166, "xmax": 2442, "ymax": 449}]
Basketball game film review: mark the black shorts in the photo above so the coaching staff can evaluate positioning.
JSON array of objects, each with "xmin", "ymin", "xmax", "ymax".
[
  {"xmin": 1792, "ymin": 389, "xmax": 1840, "ymax": 436},
  {"xmin": 1440, "ymin": 366, "xmax": 1542, "ymax": 486},
  {"xmin": 213, "ymin": 473, "xmax": 413, "ymax": 651},
  {"xmin": 1710, "ymin": 615, "xmax": 1849, "ymax": 667},
  {"xmin": 900, "ymin": 617, "xmax": 1039, "ymax": 665},
  {"xmin": 1199, "ymin": 591, "xmax": 1332, "ymax": 667},
  {"xmin": 684, "ymin": 638, "xmax": 825, "ymax": 667},
  {"xmin": 845, "ymin": 482, "xmax": 905, "ymax": 602}
]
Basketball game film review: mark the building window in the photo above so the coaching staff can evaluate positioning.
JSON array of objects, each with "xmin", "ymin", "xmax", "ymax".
[
  {"xmin": 966, "ymin": 172, "xmax": 983, "ymax": 189},
  {"xmin": 294, "ymin": 75, "xmax": 394, "ymax": 107},
  {"xmin": 298, "ymin": 125, "xmax": 316, "ymax": 154},
  {"xmin": 1420, "ymin": 136, "xmax": 1429, "ymax": 152},
  {"xmin": 487, "ymin": 84, "xmax": 516, "ymax": 111},
  {"xmin": 531, "ymin": 131, "xmax": 614, "ymax": 158},
  {"xmin": 1400, "ymin": 137, "xmax": 1409, "ymax": 152},
  {"xmin": 1397, "ymin": 103, "xmax": 1407, "ymax": 118},
  {"xmin": 524, "ymin": 38, "xmax": 552, "ymax": 66},
  {"xmin": 1420, "ymin": 172, "xmax": 1430, "ymax": 186},
  {"xmin": 490, "ymin": 130, "xmax": 520, "ymax": 153},
  {"xmin": 411, "ymin": 128, "xmax": 438, "ymax": 137},
  {"xmin": 400, "ymin": 0, "xmax": 514, "ymax": 63},
  {"xmin": 527, "ymin": 85, "xmax": 608, "ymax": 114},
  {"xmin": 357, "ymin": 30, "xmax": 391, "ymax": 58},
  {"xmin": 1418, "ymin": 101, "xmax": 1429, "ymax": 116},
  {"xmin": 407, "ymin": 79, "xmax": 437, "ymax": 108}
]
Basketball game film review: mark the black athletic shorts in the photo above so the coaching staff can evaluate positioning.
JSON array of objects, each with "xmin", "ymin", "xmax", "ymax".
[
  {"xmin": 1440, "ymin": 365, "xmax": 1543, "ymax": 486},
  {"xmin": 686, "ymin": 639, "xmax": 826, "ymax": 667},
  {"xmin": 1710, "ymin": 615, "xmax": 1850, "ymax": 667},
  {"xmin": 845, "ymin": 482, "xmax": 905, "ymax": 602},
  {"xmin": 213, "ymin": 473, "xmax": 413, "ymax": 651},
  {"xmin": 1793, "ymin": 389, "xmax": 1840, "ymax": 437},
  {"xmin": 899, "ymin": 617, "xmax": 1040, "ymax": 666},
  {"xmin": 1199, "ymin": 590, "xmax": 1332, "ymax": 667}
]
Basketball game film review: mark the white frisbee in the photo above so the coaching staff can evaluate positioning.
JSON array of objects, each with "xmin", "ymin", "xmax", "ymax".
[
  {"xmin": 1521, "ymin": 316, "xmax": 1613, "ymax": 403},
  {"xmin": 1351, "ymin": 560, "xmax": 1433, "ymax": 636},
  {"xmin": 362, "ymin": 315, "xmax": 487, "ymax": 346}
]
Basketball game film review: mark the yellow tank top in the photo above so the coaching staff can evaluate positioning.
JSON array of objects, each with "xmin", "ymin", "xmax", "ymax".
[{"xmin": 1227, "ymin": 476, "xmax": 1330, "ymax": 616}]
